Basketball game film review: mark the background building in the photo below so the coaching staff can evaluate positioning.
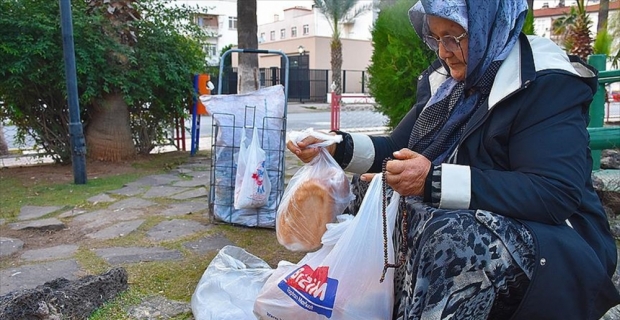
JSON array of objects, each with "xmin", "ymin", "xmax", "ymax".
[
  {"xmin": 182, "ymin": 0, "xmax": 619, "ymax": 99},
  {"xmin": 187, "ymin": 0, "xmax": 238, "ymax": 66}
]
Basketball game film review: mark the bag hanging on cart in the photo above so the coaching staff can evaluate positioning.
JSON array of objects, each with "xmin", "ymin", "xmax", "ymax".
[
  {"xmin": 204, "ymin": 84, "xmax": 286, "ymax": 228},
  {"xmin": 234, "ymin": 126, "xmax": 271, "ymax": 209}
]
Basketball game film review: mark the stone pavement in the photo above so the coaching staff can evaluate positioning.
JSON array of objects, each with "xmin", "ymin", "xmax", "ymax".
[
  {"xmin": 0, "ymin": 155, "xmax": 286, "ymax": 319},
  {"xmin": 1, "ymin": 136, "xmax": 619, "ymax": 319}
]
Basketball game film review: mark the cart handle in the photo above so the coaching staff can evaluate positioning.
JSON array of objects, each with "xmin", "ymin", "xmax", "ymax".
[
  {"xmin": 237, "ymin": 49, "xmax": 272, "ymax": 54},
  {"xmin": 217, "ymin": 49, "xmax": 290, "ymax": 99}
]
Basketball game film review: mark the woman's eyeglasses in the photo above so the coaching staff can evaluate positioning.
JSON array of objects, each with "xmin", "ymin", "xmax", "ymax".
[{"xmin": 424, "ymin": 32, "xmax": 468, "ymax": 52}]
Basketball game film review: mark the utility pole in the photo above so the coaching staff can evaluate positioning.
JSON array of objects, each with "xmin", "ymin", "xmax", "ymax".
[{"xmin": 59, "ymin": 0, "xmax": 87, "ymax": 184}]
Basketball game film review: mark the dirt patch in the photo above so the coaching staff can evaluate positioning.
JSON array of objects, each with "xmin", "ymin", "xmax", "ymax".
[
  {"xmin": 1, "ymin": 227, "xmax": 88, "ymax": 252},
  {"xmin": 0, "ymin": 156, "xmax": 153, "ymax": 188}
]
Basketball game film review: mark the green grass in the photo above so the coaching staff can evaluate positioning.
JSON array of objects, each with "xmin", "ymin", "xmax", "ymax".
[
  {"xmin": 0, "ymin": 173, "xmax": 146, "ymax": 220},
  {"xmin": 1, "ymin": 150, "xmax": 309, "ymax": 319},
  {"xmin": 0, "ymin": 151, "xmax": 193, "ymax": 220}
]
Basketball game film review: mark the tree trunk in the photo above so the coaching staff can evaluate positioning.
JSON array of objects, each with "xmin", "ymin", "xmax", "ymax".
[
  {"xmin": 598, "ymin": 0, "xmax": 609, "ymax": 33},
  {"xmin": 0, "ymin": 123, "xmax": 9, "ymax": 156},
  {"xmin": 85, "ymin": 93, "xmax": 135, "ymax": 161},
  {"xmin": 331, "ymin": 39, "xmax": 343, "ymax": 95},
  {"xmin": 237, "ymin": 0, "xmax": 259, "ymax": 94}
]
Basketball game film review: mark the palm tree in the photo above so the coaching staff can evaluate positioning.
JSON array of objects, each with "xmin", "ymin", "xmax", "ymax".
[
  {"xmin": 608, "ymin": 6, "xmax": 620, "ymax": 67},
  {"xmin": 597, "ymin": 0, "xmax": 609, "ymax": 33},
  {"xmin": 84, "ymin": 0, "xmax": 140, "ymax": 161},
  {"xmin": 314, "ymin": 0, "xmax": 372, "ymax": 95},
  {"xmin": 0, "ymin": 123, "xmax": 8, "ymax": 156},
  {"xmin": 552, "ymin": 0, "xmax": 593, "ymax": 61},
  {"xmin": 237, "ymin": 0, "xmax": 259, "ymax": 93}
]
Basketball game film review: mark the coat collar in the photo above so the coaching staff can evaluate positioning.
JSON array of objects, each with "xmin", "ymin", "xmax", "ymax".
[{"xmin": 488, "ymin": 33, "xmax": 596, "ymax": 109}]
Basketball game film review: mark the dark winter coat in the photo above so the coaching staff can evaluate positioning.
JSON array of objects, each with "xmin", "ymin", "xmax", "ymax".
[{"xmin": 354, "ymin": 33, "xmax": 620, "ymax": 319}]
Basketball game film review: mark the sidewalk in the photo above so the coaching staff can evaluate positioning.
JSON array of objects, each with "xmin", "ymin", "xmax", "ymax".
[{"xmin": 0, "ymin": 152, "xmax": 308, "ymax": 318}]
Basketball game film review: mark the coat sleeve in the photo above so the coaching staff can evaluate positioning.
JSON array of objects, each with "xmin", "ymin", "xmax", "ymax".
[
  {"xmin": 334, "ymin": 60, "xmax": 441, "ymax": 173},
  {"xmin": 364, "ymin": 60, "xmax": 441, "ymax": 173},
  {"xmin": 462, "ymin": 73, "xmax": 595, "ymax": 224}
]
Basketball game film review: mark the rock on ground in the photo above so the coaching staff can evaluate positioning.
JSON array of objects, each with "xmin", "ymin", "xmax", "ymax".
[{"xmin": 0, "ymin": 267, "xmax": 128, "ymax": 320}]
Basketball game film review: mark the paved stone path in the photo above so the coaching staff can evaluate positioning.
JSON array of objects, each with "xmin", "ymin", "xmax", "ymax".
[
  {"xmin": 1, "ymin": 148, "xmax": 619, "ymax": 319},
  {"xmin": 0, "ymin": 155, "xmax": 293, "ymax": 319}
]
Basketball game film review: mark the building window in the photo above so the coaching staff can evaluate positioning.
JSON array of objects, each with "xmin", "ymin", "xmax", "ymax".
[
  {"xmin": 303, "ymin": 24, "xmax": 309, "ymax": 35},
  {"xmin": 205, "ymin": 44, "xmax": 217, "ymax": 57},
  {"xmin": 228, "ymin": 16, "xmax": 237, "ymax": 29},
  {"xmin": 280, "ymin": 28, "xmax": 286, "ymax": 39},
  {"xmin": 291, "ymin": 26, "xmax": 297, "ymax": 38},
  {"xmin": 259, "ymin": 32, "xmax": 265, "ymax": 43},
  {"xmin": 270, "ymin": 30, "xmax": 275, "ymax": 41}
]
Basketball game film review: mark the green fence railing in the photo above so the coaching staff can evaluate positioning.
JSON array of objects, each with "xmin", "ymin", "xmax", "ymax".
[{"xmin": 587, "ymin": 54, "xmax": 620, "ymax": 170}]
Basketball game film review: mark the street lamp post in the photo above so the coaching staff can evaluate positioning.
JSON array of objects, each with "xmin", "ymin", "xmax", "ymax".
[{"xmin": 297, "ymin": 45, "xmax": 305, "ymax": 103}]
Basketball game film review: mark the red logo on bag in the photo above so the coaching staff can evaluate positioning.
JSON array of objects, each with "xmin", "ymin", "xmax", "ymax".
[
  {"xmin": 278, "ymin": 264, "xmax": 338, "ymax": 317},
  {"xmin": 286, "ymin": 265, "xmax": 330, "ymax": 300}
]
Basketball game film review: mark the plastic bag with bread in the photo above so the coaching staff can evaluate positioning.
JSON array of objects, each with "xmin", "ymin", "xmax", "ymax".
[{"xmin": 276, "ymin": 129, "xmax": 354, "ymax": 252}]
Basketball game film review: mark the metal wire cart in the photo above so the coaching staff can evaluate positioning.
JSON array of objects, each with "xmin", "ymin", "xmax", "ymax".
[{"xmin": 205, "ymin": 49, "xmax": 289, "ymax": 228}]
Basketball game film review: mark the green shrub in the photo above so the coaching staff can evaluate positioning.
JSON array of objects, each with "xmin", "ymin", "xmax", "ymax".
[
  {"xmin": 523, "ymin": 9, "xmax": 536, "ymax": 35},
  {"xmin": 593, "ymin": 26, "xmax": 612, "ymax": 56},
  {"xmin": 367, "ymin": 0, "xmax": 435, "ymax": 129}
]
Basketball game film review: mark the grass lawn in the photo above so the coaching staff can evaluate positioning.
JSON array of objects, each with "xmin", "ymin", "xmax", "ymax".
[{"xmin": 0, "ymin": 150, "xmax": 305, "ymax": 319}]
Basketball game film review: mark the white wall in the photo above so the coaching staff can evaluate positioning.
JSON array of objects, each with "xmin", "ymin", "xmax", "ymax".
[
  {"xmin": 176, "ymin": 0, "xmax": 239, "ymax": 65},
  {"xmin": 258, "ymin": 4, "xmax": 374, "ymax": 43}
]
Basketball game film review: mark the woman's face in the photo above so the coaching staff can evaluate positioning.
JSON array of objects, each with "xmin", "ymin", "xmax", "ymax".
[{"xmin": 427, "ymin": 16, "xmax": 468, "ymax": 81}]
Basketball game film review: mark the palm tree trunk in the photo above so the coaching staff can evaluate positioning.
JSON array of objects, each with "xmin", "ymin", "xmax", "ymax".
[
  {"xmin": 331, "ymin": 39, "xmax": 343, "ymax": 95},
  {"xmin": 597, "ymin": 0, "xmax": 609, "ymax": 32},
  {"xmin": 237, "ymin": 0, "xmax": 259, "ymax": 94},
  {"xmin": 0, "ymin": 123, "xmax": 9, "ymax": 155},
  {"xmin": 85, "ymin": 93, "xmax": 135, "ymax": 161}
]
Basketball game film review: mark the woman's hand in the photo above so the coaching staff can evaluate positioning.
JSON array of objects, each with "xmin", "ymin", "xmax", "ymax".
[
  {"xmin": 361, "ymin": 148, "xmax": 431, "ymax": 196},
  {"xmin": 286, "ymin": 136, "xmax": 336, "ymax": 163}
]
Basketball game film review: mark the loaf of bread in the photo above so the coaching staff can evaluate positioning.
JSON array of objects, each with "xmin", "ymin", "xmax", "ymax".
[
  {"xmin": 276, "ymin": 168, "xmax": 351, "ymax": 252},
  {"xmin": 277, "ymin": 179, "xmax": 334, "ymax": 251}
]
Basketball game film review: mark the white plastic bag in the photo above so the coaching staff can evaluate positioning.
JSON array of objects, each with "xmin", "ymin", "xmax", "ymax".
[
  {"xmin": 255, "ymin": 174, "xmax": 400, "ymax": 320},
  {"xmin": 234, "ymin": 126, "xmax": 271, "ymax": 209},
  {"xmin": 276, "ymin": 129, "xmax": 353, "ymax": 252},
  {"xmin": 234, "ymin": 132, "xmax": 248, "ymax": 198},
  {"xmin": 191, "ymin": 245, "xmax": 274, "ymax": 320}
]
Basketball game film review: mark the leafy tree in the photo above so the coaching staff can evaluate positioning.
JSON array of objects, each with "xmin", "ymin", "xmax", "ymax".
[
  {"xmin": 0, "ymin": 0, "xmax": 207, "ymax": 163},
  {"xmin": 314, "ymin": 0, "xmax": 372, "ymax": 95},
  {"xmin": 367, "ymin": 0, "xmax": 435, "ymax": 129}
]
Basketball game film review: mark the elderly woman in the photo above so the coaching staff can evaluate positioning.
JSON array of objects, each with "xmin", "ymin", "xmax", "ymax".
[{"xmin": 288, "ymin": 0, "xmax": 619, "ymax": 319}]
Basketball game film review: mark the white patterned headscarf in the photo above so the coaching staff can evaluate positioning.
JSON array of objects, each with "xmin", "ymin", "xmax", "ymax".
[
  {"xmin": 409, "ymin": 0, "xmax": 528, "ymax": 90},
  {"xmin": 405, "ymin": 0, "xmax": 528, "ymax": 163}
]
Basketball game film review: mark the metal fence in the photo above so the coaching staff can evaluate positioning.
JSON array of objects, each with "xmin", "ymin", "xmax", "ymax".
[{"xmin": 210, "ymin": 67, "xmax": 369, "ymax": 102}]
